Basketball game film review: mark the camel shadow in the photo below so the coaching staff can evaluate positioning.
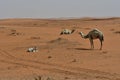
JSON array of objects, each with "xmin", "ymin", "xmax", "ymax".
[
  {"xmin": 67, "ymin": 47, "xmax": 91, "ymax": 51},
  {"xmin": 74, "ymin": 48, "xmax": 91, "ymax": 50},
  {"xmin": 68, "ymin": 47, "xmax": 105, "ymax": 51}
]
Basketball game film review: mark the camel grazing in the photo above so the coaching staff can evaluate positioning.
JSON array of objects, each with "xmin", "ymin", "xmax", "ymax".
[
  {"xmin": 60, "ymin": 29, "xmax": 75, "ymax": 35},
  {"xmin": 79, "ymin": 28, "xmax": 104, "ymax": 50}
]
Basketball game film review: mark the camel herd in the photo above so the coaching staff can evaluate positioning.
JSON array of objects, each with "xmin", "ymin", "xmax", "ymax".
[
  {"xmin": 27, "ymin": 28, "xmax": 104, "ymax": 52},
  {"xmin": 60, "ymin": 28, "xmax": 104, "ymax": 50}
]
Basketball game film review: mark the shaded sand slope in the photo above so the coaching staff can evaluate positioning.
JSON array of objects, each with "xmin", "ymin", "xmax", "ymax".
[{"xmin": 0, "ymin": 18, "xmax": 120, "ymax": 80}]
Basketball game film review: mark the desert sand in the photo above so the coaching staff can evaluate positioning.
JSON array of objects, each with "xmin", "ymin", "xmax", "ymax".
[{"xmin": 0, "ymin": 18, "xmax": 120, "ymax": 80}]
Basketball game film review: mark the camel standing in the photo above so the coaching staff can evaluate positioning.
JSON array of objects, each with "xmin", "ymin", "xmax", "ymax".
[{"xmin": 79, "ymin": 28, "xmax": 104, "ymax": 50}]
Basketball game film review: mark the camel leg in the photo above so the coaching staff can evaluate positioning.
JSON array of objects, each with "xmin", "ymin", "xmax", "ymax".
[
  {"xmin": 89, "ymin": 39, "xmax": 94, "ymax": 49},
  {"xmin": 93, "ymin": 40, "xmax": 94, "ymax": 49},
  {"xmin": 99, "ymin": 38, "xmax": 103, "ymax": 50},
  {"xmin": 100, "ymin": 41, "xmax": 102, "ymax": 50}
]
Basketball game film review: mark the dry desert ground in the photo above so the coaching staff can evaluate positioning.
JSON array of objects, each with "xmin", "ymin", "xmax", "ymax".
[{"xmin": 0, "ymin": 18, "xmax": 120, "ymax": 80}]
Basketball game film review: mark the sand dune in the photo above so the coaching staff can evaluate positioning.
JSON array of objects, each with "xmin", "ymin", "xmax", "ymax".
[{"xmin": 0, "ymin": 18, "xmax": 120, "ymax": 80}]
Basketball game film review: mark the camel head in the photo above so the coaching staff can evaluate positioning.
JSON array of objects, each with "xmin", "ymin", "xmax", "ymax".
[
  {"xmin": 79, "ymin": 32, "xmax": 82, "ymax": 35},
  {"xmin": 71, "ymin": 29, "xmax": 76, "ymax": 34},
  {"xmin": 79, "ymin": 32, "xmax": 85, "ymax": 38}
]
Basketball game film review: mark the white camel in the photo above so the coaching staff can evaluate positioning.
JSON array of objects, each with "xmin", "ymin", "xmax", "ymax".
[
  {"xmin": 79, "ymin": 28, "xmax": 104, "ymax": 50},
  {"xmin": 27, "ymin": 46, "xmax": 38, "ymax": 52},
  {"xmin": 60, "ymin": 29, "xmax": 75, "ymax": 35}
]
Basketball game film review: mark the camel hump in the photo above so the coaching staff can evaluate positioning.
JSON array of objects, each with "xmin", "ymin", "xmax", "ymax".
[{"xmin": 93, "ymin": 28, "xmax": 99, "ymax": 31}]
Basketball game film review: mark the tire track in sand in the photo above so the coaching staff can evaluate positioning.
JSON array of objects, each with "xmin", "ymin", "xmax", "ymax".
[{"xmin": 0, "ymin": 49, "xmax": 120, "ymax": 80}]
